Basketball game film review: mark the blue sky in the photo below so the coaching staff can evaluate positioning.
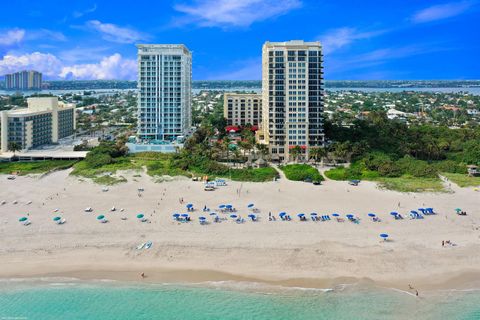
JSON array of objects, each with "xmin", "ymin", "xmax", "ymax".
[{"xmin": 0, "ymin": 0, "xmax": 478, "ymax": 80}]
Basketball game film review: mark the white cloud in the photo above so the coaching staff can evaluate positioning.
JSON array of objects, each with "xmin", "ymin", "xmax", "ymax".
[
  {"xmin": 411, "ymin": 1, "xmax": 475, "ymax": 23},
  {"xmin": 0, "ymin": 29, "xmax": 25, "ymax": 46},
  {"xmin": 73, "ymin": 4, "xmax": 97, "ymax": 18},
  {"xmin": 26, "ymin": 29, "xmax": 67, "ymax": 42},
  {"xmin": 0, "ymin": 52, "xmax": 63, "ymax": 77},
  {"xmin": 0, "ymin": 52, "xmax": 136, "ymax": 80},
  {"xmin": 60, "ymin": 53, "xmax": 136, "ymax": 80},
  {"xmin": 174, "ymin": 0, "xmax": 301, "ymax": 27},
  {"xmin": 86, "ymin": 20, "xmax": 148, "ymax": 43},
  {"xmin": 319, "ymin": 27, "xmax": 388, "ymax": 55}
]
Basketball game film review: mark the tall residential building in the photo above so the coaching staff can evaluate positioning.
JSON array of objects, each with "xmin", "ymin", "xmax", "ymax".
[
  {"xmin": 137, "ymin": 44, "xmax": 192, "ymax": 142},
  {"xmin": 224, "ymin": 93, "xmax": 262, "ymax": 127},
  {"xmin": 260, "ymin": 40, "xmax": 324, "ymax": 162},
  {"xmin": 4, "ymin": 70, "xmax": 42, "ymax": 90},
  {"xmin": 0, "ymin": 97, "xmax": 75, "ymax": 153}
]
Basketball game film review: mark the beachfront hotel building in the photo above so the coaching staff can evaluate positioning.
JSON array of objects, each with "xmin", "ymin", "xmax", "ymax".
[
  {"xmin": 0, "ymin": 97, "xmax": 75, "ymax": 153},
  {"xmin": 137, "ymin": 44, "xmax": 192, "ymax": 142},
  {"xmin": 4, "ymin": 70, "xmax": 42, "ymax": 90},
  {"xmin": 223, "ymin": 93, "xmax": 262, "ymax": 127},
  {"xmin": 260, "ymin": 40, "xmax": 325, "ymax": 162}
]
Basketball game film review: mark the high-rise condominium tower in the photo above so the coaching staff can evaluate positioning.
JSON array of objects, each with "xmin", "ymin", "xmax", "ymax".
[
  {"xmin": 4, "ymin": 70, "xmax": 42, "ymax": 90},
  {"xmin": 260, "ymin": 40, "xmax": 324, "ymax": 162},
  {"xmin": 137, "ymin": 44, "xmax": 192, "ymax": 142}
]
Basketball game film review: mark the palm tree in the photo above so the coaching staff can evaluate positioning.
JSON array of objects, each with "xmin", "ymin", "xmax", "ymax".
[
  {"xmin": 290, "ymin": 145, "xmax": 302, "ymax": 163},
  {"xmin": 8, "ymin": 142, "xmax": 21, "ymax": 157},
  {"xmin": 255, "ymin": 143, "xmax": 269, "ymax": 160},
  {"xmin": 309, "ymin": 146, "xmax": 327, "ymax": 167}
]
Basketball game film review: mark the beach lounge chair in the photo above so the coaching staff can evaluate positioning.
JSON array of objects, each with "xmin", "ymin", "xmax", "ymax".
[
  {"xmin": 23, "ymin": 220, "xmax": 31, "ymax": 226},
  {"xmin": 56, "ymin": 218, "xmax": 66, "ymax": 225}
]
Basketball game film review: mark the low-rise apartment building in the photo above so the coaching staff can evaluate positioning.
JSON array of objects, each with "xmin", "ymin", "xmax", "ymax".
[
  {"xmin": 0, "ymin": 97, "xmax": 75, "ymax": 152},
  {"xmin": 223, "ymin": 93, "xmax": 262, "ymax": 127}
]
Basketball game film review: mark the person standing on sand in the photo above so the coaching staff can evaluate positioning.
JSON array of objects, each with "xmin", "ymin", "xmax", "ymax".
[{"xmin": 141, "ymin": 272, "xmax": 145, "ymax": 279}]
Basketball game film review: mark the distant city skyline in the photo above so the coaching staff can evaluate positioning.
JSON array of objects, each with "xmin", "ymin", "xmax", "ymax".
[{"xmin": 0, "ymin": 0, "xmax": 478, "ymax": 81}]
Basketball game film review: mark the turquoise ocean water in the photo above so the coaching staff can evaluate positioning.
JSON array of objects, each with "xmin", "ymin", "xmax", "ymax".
[{"xmin": 0, "ymin": 279, "xmax": 479, "ymax": 320}]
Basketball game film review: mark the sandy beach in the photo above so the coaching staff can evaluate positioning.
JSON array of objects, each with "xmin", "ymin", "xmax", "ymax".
[{"xmin": 1, "ymin": 169, "xmax": 479, "ymax": 291}]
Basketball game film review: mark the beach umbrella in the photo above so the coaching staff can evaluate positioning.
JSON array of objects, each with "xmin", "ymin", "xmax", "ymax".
[
  {"xmin": 248, "ymin": 214, "xmax": 256, "ymax": 218},
  {"xmin": 96, "ymin": 215, "xmax": 105, "ymax": 220},
  {"xmin": 209, "ymin": 212, "xmax": 216, "ymax": 216},
  {"xmin": 390, "ymin": 212, "xmax": 398, "ymax": 216},
  {"xmin": 311, "ymin": 213, "xmax": 318, "ymax": 216},
  {"xmin": 247, "ymin": 203, "xmax": 255, "ymax": 208},
  {"xmin": 199, "ymin": 216, "xmax": 206, "ymax": 220},
  {"xmin": 186, "ymin": 203, "xmax": 193, "ymax": 208},
  {"xmin": 136, "ymin": 214, "xmax": 145, "ymax": 219},
  {"xmin": 19, "ymin": 217, "xmax": 28, "ymax": 222},
  {"xmin": 380, "ymin": 233, "xmax": 389, "ymax": 240},
  {"xmin": 297, "ymin": 213, "xmax": 305, "ymax": 217},
  {"xmin": 410, "ymin": 210, "xmax": 418, "ymax": 214},
  {"xmin": 368, "ymin": 213, "xmax": 376, "ymax": 217},
  {"xmin": 181, "ymin": 213, "xmax": 189, "ymax": 217},
  {"xmin": 172, "ymin": 213, "xmax": 180, "ymax": 218},
  {"xmin": 53, "ymin": 216, "xmax": 61, "ymax": 221},
  {"xmin": 219, "ymin": 205, "xmax": 225, "ymax": 209},
  {"xmin": 455, "ymin": 208, "xmax": 462, "ymax": 213},
  {"xmin": 346, "ymin": 214, "xmax": 354, "ymax": 219},
  {"xmin": 279, "ymin": 212, "xmax": 286, "ymax": 216},
  {"xmin": 226, "ymin": 205, "xmax": 233, "ymax": 209},
  {"xmin": 230, "ymin": 214, "xmax": 238, "ymax": 219},
  {"xmin": 332, "ymin": 213, "xmax": 340, "ymax": 217}
]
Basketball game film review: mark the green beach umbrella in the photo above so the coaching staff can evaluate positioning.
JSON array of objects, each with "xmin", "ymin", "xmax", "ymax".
[
  {"xmin": 136, "ymin": 214, "xmax": 144, "ymax": 219},
  {"xmin": 19, "ymin": 217, "xmax": 28, "ymax": 222},
  {"xmin": 455, "ymin": 208, "xmax": 462, "ymax": 213},
  {"xmin": 97, "ymin": 215, "xmax": 105, "ymax": 220},
  {"xmin": 53, "ymin": 216, "xmax": 61, "ymax": 221}
]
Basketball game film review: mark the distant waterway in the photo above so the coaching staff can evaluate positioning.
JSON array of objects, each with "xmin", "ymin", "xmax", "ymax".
[
  {"xmin": 1, "ymin": 87, "xmax": 479, "ymax": 96},
  {"xmin": 192, "ymin": 87, "xmax": 480, "ymax": 95}
]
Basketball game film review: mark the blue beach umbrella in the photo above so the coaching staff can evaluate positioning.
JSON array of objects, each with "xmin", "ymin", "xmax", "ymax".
[
  {"xmin": 226, "ymin": 205, "xmax": 233, "ymax": 209},
  {"xmin": 346, "ymin": 214, "xmax": 354, "ymax": 219},
  {"xmin": 279, "ymin": 212, "xmax": 286, "ymax": 216},
  {"xmin": 390, "ymin": 212, "xmax": 398, "ymax": 216},
  {"xmin": 311, "ymin": 213, "xmax": 318, "ymax": 216},
  {"xmin": 332, "ymin": 213, "xmax": 340, "ymax": 217},
  {"xmin": 172, "ymin": 213, "xmax": 180, "ymax": 218},
  {"xmin": 297, "ymin": 213, "xmax": 305, "ymax": 217},
  {"xmin": 248, "ymin": 214, "xmax": 256, "ymax": 218},
  {"xmin": 186, "ymin": 203, "xmax": 193, "ymax": 208},
  {"xmin": 181, "ymin": 213, "xmax": 189, "ymax": 217},
  {"xmin": 230, "ymin": 214, "xmax": 238, "ymax": 219},
  {"xmin": 209, "ymin": 212, "xmax": 216, "ymax": 216},
  {"xmin": 53, "ymin": 216, "xmax": 61, "ymax": 221},
  {"xmin": 219, "ymin": 205, "xmax": 226, "ymax": 209},
  {"xmin": 380, "ymin": 233, "xmax": 389, "ymax": 240},
  {"xmin": 248, "ymin": 203, "xmax": 255, "ymax": 208},
  {"xmin": 410, "ymin": 210, "xmax": 418, "ymax": 214},
  {"xmin": 199, "ymin": 216, "xmax": 206, "ymax": 220},
  {"xmin": 368, "ymin": 213, "xmax": 376, "ymax": 217}
]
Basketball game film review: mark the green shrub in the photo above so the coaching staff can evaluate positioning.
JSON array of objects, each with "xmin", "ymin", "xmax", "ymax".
[
  {"xmin": 280, "ymin": 164, "xmax": 324, "ymax": 181},
  {"xmin": 85, "ymin": 153, "xmax": 113, "ymax": 168},
  {"xmin": 432, "ymin": 160, "xmax": 467, "ymax": 174},
  {"xmin": 324, "ymin": 167, "xmax": 347, "ymax": 180}
]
